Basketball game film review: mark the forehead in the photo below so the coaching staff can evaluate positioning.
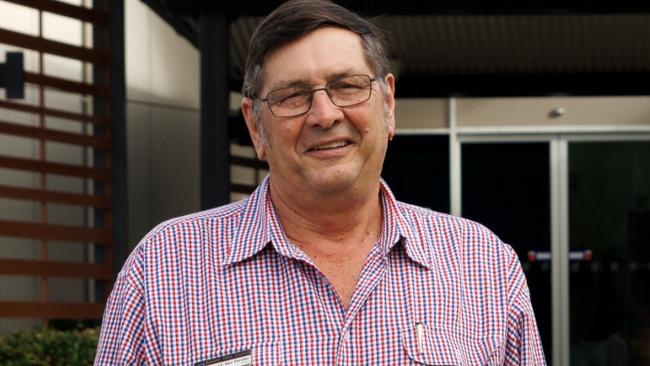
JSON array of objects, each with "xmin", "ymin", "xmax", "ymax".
[{"xmin": 262, "ymin": 27, "xmax": 371, "ymax": 91}]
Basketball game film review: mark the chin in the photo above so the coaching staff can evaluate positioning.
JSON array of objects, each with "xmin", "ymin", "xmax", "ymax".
[{"xmin": 306, "ymin": 169, "xmax": 359, "ymax": 195}]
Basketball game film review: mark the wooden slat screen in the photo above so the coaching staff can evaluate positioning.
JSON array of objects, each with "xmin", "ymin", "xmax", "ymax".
[
  {"xmin": 0, "ymin": 185, "xmax": 111, "ymax": 208},
  {"xmin": 24, "ymin": 72, "xmax": 110, "ymax": 97},
  {"xmin": 0, "ymin": 28, "xmax": 110, "ymax": 66},
  {"xmin": 0, "ymin": 120, "xmax": 110, "ymax": 149},
  {"xmin": 3, "ymin": 0, "xmax": 110, "ymax": 27},
  {"xmin": 230, "ymin": 150, "xmax": 269, "ymax": 197},
  {"xmin": 0, "ymin": 220, "xmax": 112, "ymax": 244},
  {"xmin": 0, "ymin": 0, "xmax": 113, "ymax": 322},
  {"xmin": 1, "ymin": 302, "xmax": 105, "ymax": 319},
  {"xmin": 0, "ymin": 99, "xmax": 108, "ymax": 125},
  {"xmin": 0, "ymin": 259, "xmax": 112, "ymax": 279},
  {"xmin": 0, "ymin": 156, "xmax": 111, "ymax": 180}
]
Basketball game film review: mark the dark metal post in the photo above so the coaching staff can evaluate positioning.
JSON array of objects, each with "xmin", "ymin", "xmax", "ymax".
[
  {"xmin": 108, "ymin": 0, "xmax": 127, "ymax": 277},
  {"xmin": 200, "ymin": 14, "xmax": 230, "ymax": 209},
  {"xmin": 93, "ymin": 0, "xmax": 126, "ymax": 303}
]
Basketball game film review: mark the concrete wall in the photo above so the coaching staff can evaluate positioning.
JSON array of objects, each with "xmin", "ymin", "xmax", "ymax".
[{"xmin": 124, "ymin": 0, "xmax": 201, "ymax": 248}]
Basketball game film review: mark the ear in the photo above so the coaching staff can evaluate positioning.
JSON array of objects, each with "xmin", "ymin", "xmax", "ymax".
[
  {"xmin": 241, "ymin": 97, "xmax": 267, "ymax": 160},
  {"xmin": 383, "ymin": 73, "xmax": 396, "ymax": 141}
]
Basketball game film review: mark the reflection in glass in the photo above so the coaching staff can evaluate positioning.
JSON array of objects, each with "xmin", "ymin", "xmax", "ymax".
[
  {"xmin": 382, "ymin": 135, "xmax": 450, "ymax": 213},
  {"xmin": 569, "ymin": 142, "xmax": 650, "ymax": 366},
  {"xmin": 461, "ymin": 142, "xmax": 552, "ymax": 364}
]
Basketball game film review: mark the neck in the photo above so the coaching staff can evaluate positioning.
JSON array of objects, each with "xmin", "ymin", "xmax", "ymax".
[{"xmin": 269, "ymin": 178, "xmax": 384, "ymax": 253}]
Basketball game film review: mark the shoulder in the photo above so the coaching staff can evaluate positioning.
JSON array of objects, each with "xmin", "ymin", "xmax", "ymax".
[
  {"xmin": 396, "ymin": 201, "xmax": 503, "ymax": 244},
  {"xmin": 141, "ymin": 200, "xmax": 246, "ymax": 245},
  {"xmin": 120, "ymin": 200, "xmax": 249, "ymax": 276},
  {"xmin": 395, "ymin": 201, "xmax": 515, "ymax": 262}
]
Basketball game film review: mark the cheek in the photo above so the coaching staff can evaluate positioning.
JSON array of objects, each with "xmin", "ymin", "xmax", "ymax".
[
  {"xmin": 348, "ymin": 109, "xmax": 374, "ymax": 133},
  {"xmin": 360, "ymin": 109, "xmax": 387, "ymax": 138},
  {"xmin": 267, "ymin": 122, "xmax": 302, "ymax": 154}
]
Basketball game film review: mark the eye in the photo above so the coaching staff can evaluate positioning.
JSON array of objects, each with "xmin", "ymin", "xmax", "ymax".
[
  {"xmin": 331, "ymin": 80, "xmax": 364, "ymax": 91},
  {"xmin": 280, "ymin": 90, "xmax": 309, "ymax": 103},
  {"xmin": 329, "ymin": 75, "xmax": 369, "ymax": 97},
  {"xmin": 280, "ymin": 92, "xmax": 310, "ymax": 110},
  {"xmin": 269, "ymin": 88, "xmax": 309, "ymax": 106}
]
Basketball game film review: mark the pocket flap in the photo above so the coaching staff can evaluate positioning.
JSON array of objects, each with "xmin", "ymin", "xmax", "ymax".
[
  {"xmin": 402, "ymin": 324, "xmax": 497, "ymax": 365},
  {"xmin": 402, "ymin": 325, "xmax": 462, "ymax": 365}
]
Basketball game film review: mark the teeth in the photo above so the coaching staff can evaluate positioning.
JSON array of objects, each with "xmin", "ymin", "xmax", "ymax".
[{"xmin": 312, "ymin": 141, "xmax": 349, "ymax": 151}]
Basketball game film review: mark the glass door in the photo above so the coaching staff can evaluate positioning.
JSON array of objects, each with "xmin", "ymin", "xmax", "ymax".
[
  {"xmin": 461, "ymin": 141, "xmax": 552, "ymax": 364},
  {"xmin": 568, "ymin": 141, "xmax": 650, "ymax": 366}
]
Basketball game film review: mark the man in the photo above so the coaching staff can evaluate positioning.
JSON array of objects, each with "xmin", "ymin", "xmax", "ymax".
[{"xmin": 95, "ymin": 0, "xmax": 546, "ymax": 364}]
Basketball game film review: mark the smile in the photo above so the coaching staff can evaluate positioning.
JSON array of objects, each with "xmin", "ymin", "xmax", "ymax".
[{"xmin": 309, "ymin": 141, "xmax": 351, "ymax": 151}]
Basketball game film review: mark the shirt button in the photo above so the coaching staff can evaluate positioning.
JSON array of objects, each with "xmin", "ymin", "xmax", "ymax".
[
  {"xmin": 342, "ymin": 330, "xmax": 350, "ymax": 342},
  {"xmin": 455, "ymin": 348, "xmax": 463, "ymax": 361}
]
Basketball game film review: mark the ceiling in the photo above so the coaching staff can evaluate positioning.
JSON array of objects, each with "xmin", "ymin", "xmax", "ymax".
[{"xmin": 142, "ymin": 0, "xmax": 650, "ymax": 96}]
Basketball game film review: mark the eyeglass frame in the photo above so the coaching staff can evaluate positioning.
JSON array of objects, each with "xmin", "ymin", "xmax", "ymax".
[{"xmin": 259, "ymin": 74, "xmax": 377, "ymax": 118}]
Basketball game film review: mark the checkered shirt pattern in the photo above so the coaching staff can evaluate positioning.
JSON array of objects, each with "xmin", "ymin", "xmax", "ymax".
[{"xmin": 95, "ymin": 176, "xmax": 546, "ymax": 365}]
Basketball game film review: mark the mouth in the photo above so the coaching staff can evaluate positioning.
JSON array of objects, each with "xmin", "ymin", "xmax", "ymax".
[{"xmin": 308, "ymin": 140, "xmax": 351, "ymax": 152}]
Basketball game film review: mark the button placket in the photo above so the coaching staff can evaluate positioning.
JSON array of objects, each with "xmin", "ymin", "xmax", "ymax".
[
  {"xmin": 341, "ymin": 329, "xmax": 350, "ymax": 343},
  {"xmin": 455, "ymin": 348, "xmax": 463, "ymax": 363}
]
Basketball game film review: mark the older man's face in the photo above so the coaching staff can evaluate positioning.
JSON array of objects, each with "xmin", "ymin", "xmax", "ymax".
[{"xmin": 244, "ymin": 27, "xmax": 395, "ymax": 196}]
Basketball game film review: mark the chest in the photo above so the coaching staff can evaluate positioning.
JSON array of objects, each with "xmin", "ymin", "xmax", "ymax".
[
  {"xmin": 313, "ymin": 255, "xmax": 367, "ymax": 309},
  {"xmin": 145, "ymin": 249, "xmax": 506, "ymax": 365}
]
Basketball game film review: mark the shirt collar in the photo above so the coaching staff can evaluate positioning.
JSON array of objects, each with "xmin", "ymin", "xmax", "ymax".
[
  {"xmin": 378, "ymin": 178, "xmax": 434, "ymax": 269},
  {"xmin": 225, "ymin": 176, "xmax": 309, "ymax": 265},
  {"xmin": 224, "ymin": 176, "xmax": 433, "ymax": 269}
]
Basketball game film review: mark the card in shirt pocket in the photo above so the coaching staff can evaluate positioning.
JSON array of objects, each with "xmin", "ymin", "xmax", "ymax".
[
  {"xmin": 401, "ymin": 324, "xmax": 499, "ymax": 365},
  {"xmin": 194, "ymin": 342, "xmax": 281, "ymax": 366}
]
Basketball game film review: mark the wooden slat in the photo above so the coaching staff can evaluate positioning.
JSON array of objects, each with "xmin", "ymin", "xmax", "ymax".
[
  {"xmin": 0, "ymin": 185, "xmax": 111, "ymax": 208},
  {"xmin": 0, "ymin": 99, "xmax": 108, "ymax": 125},
  {"xmin": 0, "ymin": 155, "xmax": 110, "ymax": 180},
  {"xmin": 230, "ymin": 156, "xmax": 269, "ymax": 169},
  {"xmin": 0, "ymin": 120, "xmax": 110, "ymax": 149},
  {"xmin": 0, "ymin": 301, "xmax": 104, "ymax": 319},
  {"xmin": 0, "ymin": 28, "xmax": 109, "ymax": 67},
  {"xmin": 0, "ymin": 220, "xmax": 111, "ymax": 244},
  {"xmin": 0, "ymin": 259, "xmax": 111, "ymax": 279},
  {"xmin": 4, "ymin": 0, "xmax": 109, "ymax": 27},
  {"xmin": 231, "ymin": 183, "xmax": 256, "ymax": 194},
  {"xmin": 25, "ymin": 72, "xmax": 109, "ymax": 98}
]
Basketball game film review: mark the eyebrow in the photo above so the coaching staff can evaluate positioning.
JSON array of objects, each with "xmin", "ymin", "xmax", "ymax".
[{"xmin": 268, "ymin": 68, "xmax": 365, "ymax": 91}]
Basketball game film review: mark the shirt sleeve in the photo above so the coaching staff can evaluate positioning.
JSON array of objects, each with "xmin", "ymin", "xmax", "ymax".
[
  {"xmin": 94, "ymin": 246, "xmax": 147, "ymax": 365},
  {"xmin": 503, "ymin": 245, "xmax": 547, "ymax": 365}
]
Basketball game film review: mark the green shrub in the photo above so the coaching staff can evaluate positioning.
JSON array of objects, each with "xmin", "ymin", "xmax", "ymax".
[{"xmin": 0, "ymin": 327, "xmax": 99, "ymax": 366}]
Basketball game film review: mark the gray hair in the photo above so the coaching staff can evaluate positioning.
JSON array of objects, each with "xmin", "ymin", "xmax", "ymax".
[{"xmin": 242, "ymin": 0, "xmax": 391, "ymax": 121}]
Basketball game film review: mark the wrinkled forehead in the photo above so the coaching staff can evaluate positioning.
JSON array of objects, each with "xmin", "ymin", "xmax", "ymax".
[{"xmin": 260, "ymin": 27, "xmax": 372, "ymax": 94}]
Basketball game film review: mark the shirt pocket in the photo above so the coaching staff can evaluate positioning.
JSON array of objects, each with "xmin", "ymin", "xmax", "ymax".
[
  {"xmin": 193, "ymin": 342, "xmax": 281, "ymax": 366},
  {"xmin": 401, "ymin": 325, "xmax": 498, "ymax": 365}
]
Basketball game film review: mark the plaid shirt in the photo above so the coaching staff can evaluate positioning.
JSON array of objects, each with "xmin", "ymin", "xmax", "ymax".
[{"xmin": 95, "ymin": 177, "xmax": 546, "ymax": 365}]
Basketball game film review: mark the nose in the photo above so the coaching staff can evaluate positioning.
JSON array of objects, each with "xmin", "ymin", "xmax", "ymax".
[{"xmin": 304, "ymin": 89, "xmax": 344, "ymax": 129}]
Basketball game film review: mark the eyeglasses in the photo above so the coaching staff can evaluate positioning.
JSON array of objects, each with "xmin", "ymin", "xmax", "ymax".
[{"xmin": 260, "ymin": 74, "xmax": 376, "ymax": 118}]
